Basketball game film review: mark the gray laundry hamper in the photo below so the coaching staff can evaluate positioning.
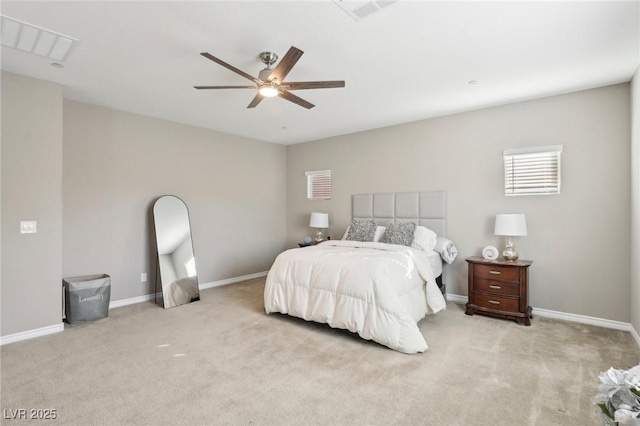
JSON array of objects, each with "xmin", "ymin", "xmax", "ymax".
[{"xmin": 63, "ymin": 274, "xmax": 111, "ymax": 324}]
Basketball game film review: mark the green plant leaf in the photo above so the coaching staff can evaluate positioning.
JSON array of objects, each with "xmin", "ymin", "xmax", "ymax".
[{"xmin": 597, "ymin": 402, "xmax": 613, "ymax": 418}]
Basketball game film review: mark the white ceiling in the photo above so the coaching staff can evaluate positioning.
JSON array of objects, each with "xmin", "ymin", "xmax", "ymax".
[{"xmin": 1, "ymin": 1, "xmax": 638, "ymax": 145}]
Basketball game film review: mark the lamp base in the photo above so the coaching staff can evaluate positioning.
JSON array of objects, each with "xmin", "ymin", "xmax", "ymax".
[
  {"xmin": 502, "ymin": 237, "xmax": 519, "ymax": 261},
  {"xmin": 502, "ymin": 248, "xmax": 519, "ymax": 261},
  {"xmin": 315, "ymin": 230, "xmax": 324, "ymax": 242}
]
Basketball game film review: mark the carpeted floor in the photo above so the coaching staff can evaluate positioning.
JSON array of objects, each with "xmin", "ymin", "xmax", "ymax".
[{"xmin": 1, "ymin": 277, "xmax": 639, "ymax": 425}]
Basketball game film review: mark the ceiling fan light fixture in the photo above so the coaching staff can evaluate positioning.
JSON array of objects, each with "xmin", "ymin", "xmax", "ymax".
[{"xmin": 258, "ymin": 83, "xmax": 279, "ymax": 97}]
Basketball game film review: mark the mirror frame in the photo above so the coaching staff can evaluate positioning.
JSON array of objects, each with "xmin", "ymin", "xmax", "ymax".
[{"xmin": 152, "ymin": 195, "xmax": 200, "ymax": 308}]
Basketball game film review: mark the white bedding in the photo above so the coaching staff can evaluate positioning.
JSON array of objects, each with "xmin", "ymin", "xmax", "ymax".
[
  {"xmin": 426, "ymin": 249, "xmax": 443, "ymax": 278},
  {"xmin": 264, "ymin": 240, "xmax": 446, "ymax": 354}
]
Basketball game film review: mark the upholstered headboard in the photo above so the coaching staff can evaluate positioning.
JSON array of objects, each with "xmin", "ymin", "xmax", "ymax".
[{"xmin": 352, "ymin": 191, "xmax": 447, "ymax": 237}]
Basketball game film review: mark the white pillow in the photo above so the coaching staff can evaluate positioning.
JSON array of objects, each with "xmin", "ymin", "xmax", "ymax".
[
  {"xmin": 373, "ymin": 226, "xmax": 386, "ymax": 242},
  {"xmin": 434, "ymin": 237, "xmax": 458, "ymax": 264},
  {"xmin": 411, "ymin": 226, "xmax": 437, "ymax": 252}
]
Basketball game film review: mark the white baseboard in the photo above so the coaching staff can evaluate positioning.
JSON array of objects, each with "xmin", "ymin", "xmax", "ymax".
[
  {"xmin": 109, "ymin": 293, "xmax": 157, "ymax": 309},
  {"xmin": 531, "ymin": 307, "xmax": 633, "ymax": 331},
  {"xmin": 631, "ymin": 324, "xmax": 640, "ymax": 349},
  {"xmin": 446, "ymin": 293, "xmax": 468, "ymax": 305},
  {"xmin": 2, "ymin": 272, "xmax": 269, "ymax": 345},
  {"xmin": 0, "ymin": 323, "xmax": 64, "ymax": 346},
  {"xmin": 199, "ymin": 271, "xmax": 268, "ymax": 290},
  {"xmin": 11, "ymin": 281, "xmax": 633, "ymax": 350},
  {"xmin": 447, "ymin": 293, "xmax": 640, "ymax": 349},
  {"xmin": 107, "ymin": 271, "xmax": 269, "ymax": 309}
]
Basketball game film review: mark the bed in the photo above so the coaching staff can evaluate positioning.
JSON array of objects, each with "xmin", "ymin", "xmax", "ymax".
[{"xmin": 264, "ymin": 191, "xmax": 455, "ymax": 354}]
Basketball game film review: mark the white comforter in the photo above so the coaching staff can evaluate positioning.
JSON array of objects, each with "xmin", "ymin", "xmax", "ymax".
[{"xmin": 264, "ymin": 240, "xmax": 446, "ymax": 354}]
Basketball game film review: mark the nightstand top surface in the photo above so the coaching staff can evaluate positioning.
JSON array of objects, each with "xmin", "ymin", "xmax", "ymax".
[{"xmin": 466, "ymin": 256, "xmax": 532, "ymax": 267}]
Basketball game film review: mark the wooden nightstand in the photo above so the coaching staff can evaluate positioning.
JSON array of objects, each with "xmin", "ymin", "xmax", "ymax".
[
  {"xmin": 298, "ymin": 238, "xmax": 332, "ymax": 248},
  {"xmin": 298, "ymin": 242, "xmax": 319, "ymax": 248},
  {"xmin": 465, "ymin": 256, "xmax": 533, "ymax": 325}
]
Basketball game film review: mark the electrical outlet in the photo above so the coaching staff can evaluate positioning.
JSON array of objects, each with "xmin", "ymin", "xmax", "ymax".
[
  {"xmin": 141, "ymin": 273, "xmax": 147, "ymax": 282},
  {"xmin": 20, "ymin": 221, "xmax": 37, "ymax": 234}
]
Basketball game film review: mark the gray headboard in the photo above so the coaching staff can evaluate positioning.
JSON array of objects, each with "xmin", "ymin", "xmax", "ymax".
[{"xmin": 352, "ymin": 191, "xmax": 447, "ymax": 237}]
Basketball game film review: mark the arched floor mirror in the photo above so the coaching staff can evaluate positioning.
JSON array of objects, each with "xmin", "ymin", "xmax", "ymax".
[{"xmin": 153, "ymin": 195, "xmax": 200, "ymax": 308}]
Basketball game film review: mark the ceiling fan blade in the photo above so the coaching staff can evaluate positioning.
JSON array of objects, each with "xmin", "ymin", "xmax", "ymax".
[
  {"xmin": 200, "ymin": 52, "xmax": 260, "ymax": 84},
  {"xmin": 247, "ymin": 93, "xmax": 264, "ymax": 109},
  {"xmin": 194, "ymin": 85, "xmax": 256, "ymax": 90},
  {"xmin": 283, "ymin": 81, "xmax": 346, "ymax": 90},
  {"xmin": 278, "ymin": 91, "xmax": 315, "ymax": 109},
  {"xmin": 267, "ymin": 46, "xmax": 303, "ymax": 83}
]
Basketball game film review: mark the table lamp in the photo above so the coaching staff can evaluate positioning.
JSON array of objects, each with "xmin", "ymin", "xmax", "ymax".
[
  {"xmin": 309, "ymin": 212, "xmax": 329, "ymax": 242},
  {"xmin": 494, "ymin": 214, "xmax": 527, "ymax": 261}
]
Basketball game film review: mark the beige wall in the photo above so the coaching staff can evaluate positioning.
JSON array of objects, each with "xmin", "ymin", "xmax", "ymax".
[
  {"xmin": 631, "ymin": 67, "xmax": 639, "ymax": 335},
  {"xmin": 1, "ymin": 71, "xmax": 634, "ymax": 338},
  {"xmin": 287, "ymin": 84, "xmax": 631, "ymax": 322},
  {"xmin": 63, "ymin": 101, "xmax": 287, "ymax": 302},
  {"xmin": 1, "ymin": 72, "xmax": 63, "ymax": 335}
]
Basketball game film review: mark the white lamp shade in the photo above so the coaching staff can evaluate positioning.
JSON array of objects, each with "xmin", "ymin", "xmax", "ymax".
[
  {"xmin": 309, "ymin": 212, "xmax": 329, "ymax": 228},
  {"xmin": 494, "ymin": 214, "xmax": 527, "ymax": 236}
]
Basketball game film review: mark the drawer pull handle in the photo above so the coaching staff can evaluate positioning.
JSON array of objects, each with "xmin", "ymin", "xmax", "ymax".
[
  {"xmin": 489, "ymin": 285, "xmax": 502, "ymax": 290},
  {"xmin": 488, "ymin": 300, "xmax": 501, "ymax": 305},
  {"xmin": 489, "ymin": 271, "xmax": 501, "ymax": 275}
]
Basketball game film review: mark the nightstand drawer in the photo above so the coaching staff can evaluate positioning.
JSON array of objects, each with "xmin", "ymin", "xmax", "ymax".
[
  {"xmin": 474, "ymin": 264, "xmax": 519, "ymax": 281},
  {"xmin": 474, "ymin": 278, "xmax": 519, "ymax": 296},
  {"xmin": 473, "ymin": 292, "xmax": 518, "ymax": 312}
]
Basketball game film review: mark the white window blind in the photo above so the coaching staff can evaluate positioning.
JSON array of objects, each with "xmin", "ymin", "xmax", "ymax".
[
  {"xmin": 306, "ymin": 170, "xmax": 331, "ymax": 200},
  {"xmin": 504, "ymin": 145, "xmax": 562, "ymax": 196}
]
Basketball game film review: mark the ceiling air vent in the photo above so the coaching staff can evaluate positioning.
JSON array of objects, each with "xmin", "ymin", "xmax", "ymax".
[
  {"xmin": 332, "ymin": 0, "xmax": 398, "ymax": 21},
  {"xmin": 0, "ymin": 15, "xmax": 78, "ymax": 61}
]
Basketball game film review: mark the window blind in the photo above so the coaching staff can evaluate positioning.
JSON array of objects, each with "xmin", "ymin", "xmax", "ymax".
[
  {"xmin": 305, "ymin": 170, "xmax": 331, "ymax": 200},
  {"xmin": 504, "ymin": 145, "xmax": 562, "ymax": 196}
]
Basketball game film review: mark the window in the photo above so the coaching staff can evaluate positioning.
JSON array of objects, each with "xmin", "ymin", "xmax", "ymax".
[
  {"xmin": 504, "ymin": 145, "xmax": 562, "ymax": 196},
  {"xmin": 306, "ymin": 170, "xmax": 331, "ymax": 200},
  {"xmin": 185, "ymin": 257, "xmax": 196, "ymax": 277}
]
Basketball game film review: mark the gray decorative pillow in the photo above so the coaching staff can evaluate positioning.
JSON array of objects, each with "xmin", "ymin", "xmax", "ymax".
[
  {"xmin": 346, "ymin": 219, "xmax": 377, "ymax": 242},
  {"xmin": 380, "ymin": 222, "xmax": 417, "ymax": 246}
]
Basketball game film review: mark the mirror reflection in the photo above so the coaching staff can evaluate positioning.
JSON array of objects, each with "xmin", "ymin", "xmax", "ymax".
[{"xmin": 153, "ymin": 195, "xmax": 200, "ymax": 308}]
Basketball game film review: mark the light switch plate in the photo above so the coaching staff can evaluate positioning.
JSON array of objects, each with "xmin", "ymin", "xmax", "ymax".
[
  {"xmin": 141, "ymin": 273, "xmax": 147, "ymax": 282},
  {"xmin": 20, "ymin": 221, "xmax": 37, "ymax": 234}
]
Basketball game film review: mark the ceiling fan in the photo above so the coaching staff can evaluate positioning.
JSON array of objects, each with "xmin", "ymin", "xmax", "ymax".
[{"xmin": 194, "ymin": 46, "xmax": 345, "ymax": 110}]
